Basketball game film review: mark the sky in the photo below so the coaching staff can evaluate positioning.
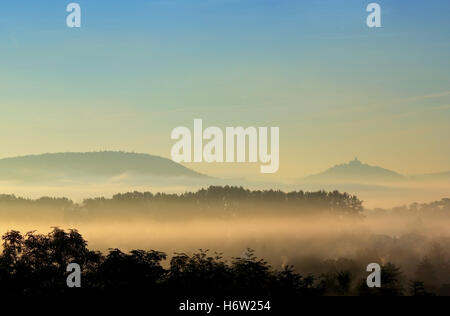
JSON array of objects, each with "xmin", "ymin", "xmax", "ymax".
[{"xmin": 0, "ymin": 0, "xmax": 449, "ymax": 180}]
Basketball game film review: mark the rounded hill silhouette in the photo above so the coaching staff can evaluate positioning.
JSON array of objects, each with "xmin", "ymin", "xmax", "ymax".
[
  {"xmin": 303, "ymin": 158, "xmax": 405, "ymax": 183},
  {"xmin": 0, "ymin": 151, "xmax": 206, "ymax": 182}
]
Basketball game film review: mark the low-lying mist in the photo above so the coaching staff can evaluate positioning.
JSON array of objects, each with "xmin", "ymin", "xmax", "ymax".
[{"xmin": 0, "ymin": 186, "xmax": 449, "ymax": 293}]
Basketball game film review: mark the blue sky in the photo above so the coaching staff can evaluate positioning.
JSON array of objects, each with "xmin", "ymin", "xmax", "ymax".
[{"xmin": 0, "ymin": 0, "xmax": 449, "ymax": 178}]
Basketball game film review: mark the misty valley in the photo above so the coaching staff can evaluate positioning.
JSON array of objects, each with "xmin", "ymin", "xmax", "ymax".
[
  {"xmin": 1, "ymin": 0, "xmax": 449, "ymax": 307},
  {"xmin": 0, "ymin": 186, "xmax": 449, "ymax": 297}
]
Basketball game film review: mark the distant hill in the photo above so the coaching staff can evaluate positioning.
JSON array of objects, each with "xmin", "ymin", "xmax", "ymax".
[
  {"xmin": 302, "ymin": 158, "xmax": 405, "ymax": 183},
  {"xmin": 0, "ymin": 152, "xmax": 207, "ymax": 182}
]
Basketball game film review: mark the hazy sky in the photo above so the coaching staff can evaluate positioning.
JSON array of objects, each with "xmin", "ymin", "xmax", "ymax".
[{"xmin": 0, "ymin": 0, "xmax": 449, "ymax": 179}]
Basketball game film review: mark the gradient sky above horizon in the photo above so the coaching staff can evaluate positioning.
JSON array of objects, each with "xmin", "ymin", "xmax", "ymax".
[{"xmin": 0, "ymin": 0, "xmax": 449, "ymax": 180}]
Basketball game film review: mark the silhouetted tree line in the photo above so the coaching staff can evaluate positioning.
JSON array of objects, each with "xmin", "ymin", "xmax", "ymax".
[
  {"xmin": 0, "ymin": 186, "xmax": 364, "ymax": 221},
  {"xmin": 2, "ymin": 187, "xmax": 449, "ymax": 222},
  {"xmin": 83, "ymin": 186, "xmax": 364, "ymax": 219},
  {"xmin": 372, "ymin": 198, "xmax": 450, "ymax": 217},
  {"xmin": 0, "ymin": 228, "xmax": 447, "ymax": 300},
  {"xmin": 0, "ymin": 194, "xmax": 74, "ymax": 208}
]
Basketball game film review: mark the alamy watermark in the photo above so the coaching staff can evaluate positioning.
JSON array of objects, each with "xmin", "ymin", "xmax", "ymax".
[
  {"xmin": 366, "ymin": 263, "xmax": 381, "ymax": 288},
  {"xmin": 366, "ymin": 3, "xmax": 381, "ymax": 28},
  {"xmin": 64, "ymin": 3, "xmax": 381, "ymax": 29},
  {"xmin": 66, "ymin": 263, "xmax": 81, "ymax": 288},
  {"xmin": 170, "ymin": 119, "xmax": 279, "ymax": 174},
  {"xmin": 66, "ymin": 3, "xmax": 81, "ymax": 28}
]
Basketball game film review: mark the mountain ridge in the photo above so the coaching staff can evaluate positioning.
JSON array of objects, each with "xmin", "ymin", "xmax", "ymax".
[
  {"xmin": 302, "ymin": 158, "xmax": 404, "ymax": 183},
  {"xmin": 0, "ymin": 151, "xmax": 207, "ymax": 182},
  {"xmin": 301, "ymin": 158, "xmax": 450, "ymax": 183},
  {"xmin": 0, "ymin": 153, "xmax": 448, "ymax": 185}
]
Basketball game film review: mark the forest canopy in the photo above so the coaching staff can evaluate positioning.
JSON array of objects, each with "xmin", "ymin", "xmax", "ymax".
[
  {"xmin": 0, "ymin": 186, "xmax": 364, "ymax": 221},
  {"xmin": 0, "ymin": 228, "xmax": 446, "ymax": 298}
]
